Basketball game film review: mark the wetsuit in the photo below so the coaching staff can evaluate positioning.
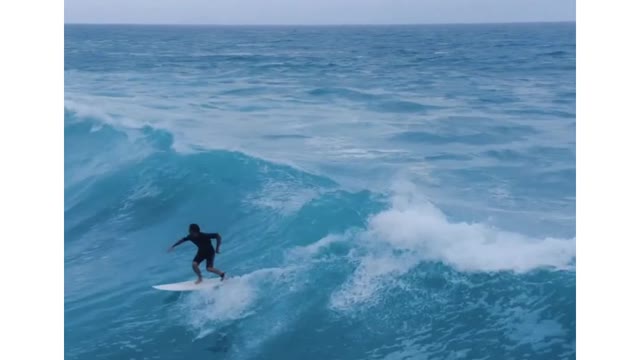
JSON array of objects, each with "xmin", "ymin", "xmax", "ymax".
[{"xmin": 172, "ymin": 232, "xmax": 221, "ymax": 268}]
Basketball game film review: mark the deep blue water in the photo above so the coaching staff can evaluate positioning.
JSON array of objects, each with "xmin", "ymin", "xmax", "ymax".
[{"xmin": 65, "ymin": 23, "xmax": 576, "ymax": 360}]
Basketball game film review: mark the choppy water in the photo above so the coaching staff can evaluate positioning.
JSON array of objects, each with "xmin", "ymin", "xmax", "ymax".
[{"xmin": 65, "ymin": 23, "xmax": 576, "ymax": 360}]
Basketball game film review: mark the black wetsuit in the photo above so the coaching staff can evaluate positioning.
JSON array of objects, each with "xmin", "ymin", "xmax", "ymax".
[{"xmin": 172, "ymin": 232, "xmax": 220, "ymax": 268}]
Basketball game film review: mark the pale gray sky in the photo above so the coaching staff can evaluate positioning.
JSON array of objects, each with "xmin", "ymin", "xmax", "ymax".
[{"xmin": 65, "ymin": 0, "xmax": 575, "ymax": 25}]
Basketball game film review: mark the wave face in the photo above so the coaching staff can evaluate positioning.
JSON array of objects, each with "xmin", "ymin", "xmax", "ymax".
[{"xmin": 65, "ymin": 23, "xmax": 576, "ymax": 360}]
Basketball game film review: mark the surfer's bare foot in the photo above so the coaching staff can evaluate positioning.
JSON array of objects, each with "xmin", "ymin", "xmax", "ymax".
[{"xmin": 195, "ymin": 277, "xmax": 203, "ymax": 284}]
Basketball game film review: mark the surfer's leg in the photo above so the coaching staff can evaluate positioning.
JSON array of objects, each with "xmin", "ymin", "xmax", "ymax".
[
  {"xmin": 192, "ymin": 253, "xmax": 205, "ymax": 284},
  {"xmin": 206, "ymin": 266, "xmax": 224, "ymax": 276},
  {"xmin": 205, "ymin": 253, "xmax": 225, "ymax": 280},
  {"xmin": 192, "ymin": 262, "xmax": 203, "ymax": 284}
]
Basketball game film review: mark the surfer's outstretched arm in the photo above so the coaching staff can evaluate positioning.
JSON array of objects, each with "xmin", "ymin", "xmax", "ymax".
[{"xmin": 167, "ymin": 237, "xmax": 188, "ymax": 252}]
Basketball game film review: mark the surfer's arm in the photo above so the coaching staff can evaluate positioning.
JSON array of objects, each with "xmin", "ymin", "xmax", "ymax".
[
  {"xmin": 168, "ymin": 237, "xmax": 189, "ymax": 252},
  {"xmin": 211, "ymin": 233, "xmax": 222, "ymax": 253}
]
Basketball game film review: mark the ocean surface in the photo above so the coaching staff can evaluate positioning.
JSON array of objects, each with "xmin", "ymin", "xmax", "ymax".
[{"xmin": 64, "ymin": 23, "xmax": 576, "ymax": 360}]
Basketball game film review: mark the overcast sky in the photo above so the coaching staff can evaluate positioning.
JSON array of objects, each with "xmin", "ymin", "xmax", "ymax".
[{"xmin": 65, "ymin": 0, "xmax": 575, "ymax": 25}]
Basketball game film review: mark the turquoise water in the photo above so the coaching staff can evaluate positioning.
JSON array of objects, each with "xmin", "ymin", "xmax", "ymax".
[{"xmin": 65, "ymin": 23, "xmax": 576, "ymax": 359}]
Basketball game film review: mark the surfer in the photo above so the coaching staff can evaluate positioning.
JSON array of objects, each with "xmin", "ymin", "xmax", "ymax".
[{"xmin": 168, "ymin": 223, "xmax": 226, "ymax": 284}]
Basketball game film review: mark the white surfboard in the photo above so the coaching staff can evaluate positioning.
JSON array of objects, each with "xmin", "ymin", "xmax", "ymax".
[{"xmin": 152, "ymin": 278, "xmax": 226, "ymax": 292}]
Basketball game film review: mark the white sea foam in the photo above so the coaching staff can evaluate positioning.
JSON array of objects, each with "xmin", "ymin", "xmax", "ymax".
[
  {"xmin": 330, "ymin": 252, "xmax": 420, "ymax": 311},
  {"xmin": 330, "ymin": 180, "xmax": 575, "ymax": 310},
  {"xmin": 287, "ymin": 233, "xmax": 347, "ymax": 259},
  {"xmin": 371, "ymin": 181, "xmax": 575, "ymax": 272},
  {"xmin": 183, "ymin": 267, "xmax": 294, "ymax": 331}
]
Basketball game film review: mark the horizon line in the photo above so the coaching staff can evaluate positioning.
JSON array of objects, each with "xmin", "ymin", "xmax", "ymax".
[{"xmin": 64, "ymin": 20, "xmax": 575, "ymax": 27}]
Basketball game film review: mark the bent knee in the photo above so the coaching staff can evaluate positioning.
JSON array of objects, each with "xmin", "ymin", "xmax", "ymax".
[{"xmin": 192, "ymin": 262, "xmax": 199, "ymax": 267}]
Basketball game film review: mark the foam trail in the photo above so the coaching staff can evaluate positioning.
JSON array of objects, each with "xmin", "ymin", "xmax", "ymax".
[
  {"xmin": 183, "ymin": 267, "xmax": 296, "ymax": 334},
  {"xmin": 330, "ymin": 252, "xmax": 420, "ymax": 311}
]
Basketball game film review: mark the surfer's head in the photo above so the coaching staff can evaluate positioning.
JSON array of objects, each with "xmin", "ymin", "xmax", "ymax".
[{"xmin": 189, "ymin": 223, "xmax": 200, "ymax": 235}]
